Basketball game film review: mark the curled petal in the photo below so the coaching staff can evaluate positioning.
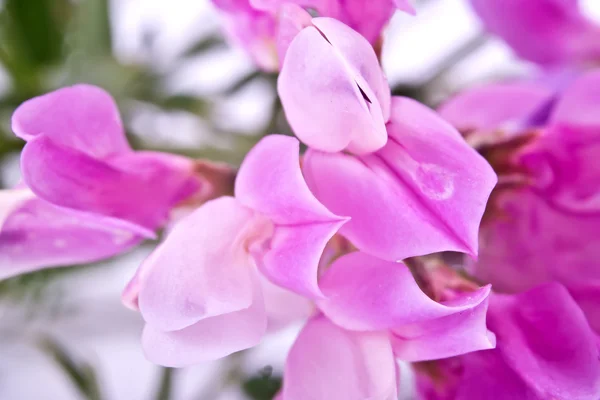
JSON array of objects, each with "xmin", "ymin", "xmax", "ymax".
[
  {"xmin": 551, "ymin": 70, "xmax": 600, "ymax": 127},
  {"xmin": 282, "ymin": 315, "xmax": 397, "ymax": 400},
  {"xmin": 278, "ymin": 18, "xmax": 389, "ymax": 154},
  {"xmin": 12, "ymin": 84, "xmax": 129, "ymax": 157},
  {"xmin": 142, "ymin": 269, "xmax": 267, "ymax": 367},
  {"xmin": 488, "ymin": 283, "xmax": 600, "ymax": 400},
  {"xmin": 438, "ymin": 82, "xmax": 554, "ymax": 133},
  {"xmin": 235, "ymin": 135, "xmax": 343, "ymax": 224},
  {"xmin": 21, "ymin": 136, "xmax": 201, "ymax": 230},
  {"xmin": 318, "ymin": 252, "xmax": 492, "ymax": 331},
  {"xmin": 0, "ymin": 197, "xmax": 148, "ymax": 280},
  {"xmin": 138, "ymin": 197, "xmax": 268, "ymax": 332},
  {"xmin": 390, "ymin": 294, "xmax": 495, "ymax": 361}
]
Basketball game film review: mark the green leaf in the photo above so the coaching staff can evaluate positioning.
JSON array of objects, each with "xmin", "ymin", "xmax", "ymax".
[{"xmin": 242, "ymin": 367, "xmax": 283, "ymax": 400}]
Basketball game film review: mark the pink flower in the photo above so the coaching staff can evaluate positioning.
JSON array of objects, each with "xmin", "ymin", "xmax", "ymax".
[
  {"xmin": 469, "ymin": 0, "xmax": 600, "ymax": 66},
  {"xmin": 124, "ymin": 135, "xmax": 346, "ymax": 367},
  {"xmin": 0, "ymin": 85, "xmax": 205, "ymax": 278},
  {"xmin": 303, "ymin": 97, "xmax": 497, "ymax": 260},
  {"xmin": 251, "ymin": 0, "xmax": 415, "ymax": 44},
  {"xmin": 415, "ymin": 283, "xmax": 600, "ymax": 400},
  {"xmin": 277, "ymin": 252, "xmax": 495, "ymax": 399}
]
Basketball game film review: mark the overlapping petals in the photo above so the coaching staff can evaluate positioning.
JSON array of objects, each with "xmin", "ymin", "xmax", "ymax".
[
  {"xmin": 469, "ymin": 0, "xmax": 600, "ymax": 66},
  {"xmin": 278, "ymin": 15, "xmax": 391, "ymax": 154},
  {"xmin": 305, "ymin": 97, "xmax": 497, "ymax": 260}
]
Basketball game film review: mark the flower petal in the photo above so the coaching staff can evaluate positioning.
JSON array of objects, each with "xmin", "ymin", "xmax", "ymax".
[
  {"xmin": 138, "ymin": 197, "xmax": 265, "ymax": 332},
  {"xmin": 551, "ymin": 70, "xmax": 600, "ymax": 127},
  {"xmin": 259, "ymin": 273, "xmax": 314, "ymax": 332},
  {"xmin": 21, "ymin": 136, "xmax": 200, "ymax": 230},
  {"xmin": 142, "ymin": 269, "xmax": 267, "ymax": 367},
  {"xmin": 0, "ymin": 197, "xmax": 147, "ymax": 279},
  {"xmin": 282, "ymin": 315, "xmax": 397, "ymax": 400},
  {"xmin": 318, "ymin": 252, "xmax": 492, "ymax": 331},
  {"xmin": 438, "ymin": 82, "xmax": 554, "ymax": 133},
  {"xmin": 278, "ymin": 19, "xmax": 388, "ymax": 154},
  {"xmin": 12, "ymin": 84, "xmax": 130, "ymax": 157},
  {"xmin": 235, "ymin": 135, "xmax": 343, "ymax": 224},
  {"xmin": 488, "ymin": 283, "xmax": 600, "ymax": 400},
  {"xmin": 394, "ymin": 0, "xmax": 416, "ymax": 15}
]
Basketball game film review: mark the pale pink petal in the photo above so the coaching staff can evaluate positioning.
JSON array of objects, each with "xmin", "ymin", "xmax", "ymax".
[
  {"xmin": 550, "ymin": 70, "xmax": 600, "ymax": 127},
  {"xmin": 142, "ymin": 270, "xmax": 267, "ymax": 367},
  {"xmin": 0, "ymin": 197, "xmax": 148, "ymax": 280},
  {"xmin": 138, "ymin": 197, "xmax": 267, "ymax": 332},
  {"xmin": 438, "ymin": 82, "xmax": 554, "ymax": 133},
  {"xmin": 276, "ymin": 4, "xmax": 313, "ymax": 67},
  {"xmin": 390, "ymin": 295, "xmax": 495, "ymax": 361},
  {"xmin": 259, "ymin": 273, "xmax": 314, "ymax": 332},
  {"xmin": 278, "ymin": 19, "xmax": 388, "ymax": 154},
  {"xmin": 235, "ymin": 135, "xmax": 342, "ymax": 224},
  {"xmin": 394, "ymin": 0, "xmax": 416, "ymax": 15},
  {"xmin": 21, "ymin": 136, "xmax": 201, "ymax": 230},
  {"xmin": 318, "ymin": 252, "xmax": 492, "ymax": 331},
  {"xmin": 0, "ymin": 188, "xmax": 36, "ymax": 229},
  {"xmin": 12, "ymin": 84, "xmax": 130, "ymax": 157},
  {"xmin": 488, "ymin": 283, "xmax": 600, "ymax": 400},
  {"xmin": 282, "ymin": 315, "xmax": 397, "ymax": 400}
]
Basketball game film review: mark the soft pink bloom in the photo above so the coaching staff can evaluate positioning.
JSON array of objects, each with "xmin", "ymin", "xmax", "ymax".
[
  {"xmin": 416, "ymin": 283, "xmax": 600, "ymax": 400},
  {"xmin": 212, "ymin": 0, "xmax": 279, "ymax": 71},
  {"xmin": 124, "ymin": 135, "xmax": 345, "ymax": 367},
  {"xmin": 304, "ymin": 96, "xmax": 497, "ymax": 260},
  {"xmin": 251, "ymin": 0, "xmax": 415, "ymax": 44},
  {"xmin": 469, "ymin": 0, "xmax": 600, "ymax": 66},
  {"xmin": 278, "ymin": 252, "xmax": 494, "ymax": 399},
  {"xmin": 278, "ymin": 12, "xmax": 391, "ymax": 154},
  {"xmin": 0, "ymin": 85, "xmax": 204, "ymax": 278}
]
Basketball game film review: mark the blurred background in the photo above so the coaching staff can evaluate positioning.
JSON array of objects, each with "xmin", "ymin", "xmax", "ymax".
[{"xmin": 0, "ymin": 0, "xmax": 599, "ymax": 399}]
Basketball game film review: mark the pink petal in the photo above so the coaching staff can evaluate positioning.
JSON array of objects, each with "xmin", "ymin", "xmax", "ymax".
[
  {"xmin": 276, "ymin": 4, "xmax": 313, "ymax": 66},
  {"xmin": 235, "ymin": 135, "xmax": 342, "ymax": 224},
  {"xmin": 0, "ymin": 197, "xmax": 148, "ymax": 280},
  {"xmin": 304, "ymin": 99, "xmax": 496, "ymax": 260},
  {"xmin": 567, "ymin": 282, "xmax": 600, "ymax": 336},
  {"xmin": 259, "ymin": 273, "xmax": 314, "ymax": 332},
  {"xmin": 551, "ymin": 70, "xmax": 600, "ymax": 127},
  {"xmin": 469, "ymin": 0, "xmax": 600, "ymax": 65},
  {"xmin": 394, "ymin": 0, "xmax": 416, "ymax": 15},
  {"xmin": 318, "ymin": 252, "xmax": 492, "ymax": 331},
  {"xmin": 12, "ymin": 84, "xmax": 130, "ymax": 157},
  {"xmin": 390, "ymin": 294, "xmax": 495, "ymax": 361},
  {"xmin": 138, "ymin": 197, "xmax": 269, "ymax": 332},
  {"xmin": 282, "ymin": 315, "xmax": 397, "ymax": 400},
  {"xmin": 0, "ymin": 188, "xmax": 35, "ymax": 229},
  {"xmin": 278, "ymin": 18, "xmax": 389, "ymax": 154},
  {"xmin": 21, "ymin": 136, "xmax": 201, "ymax": 230},
  {"xmin": 438, "ymin": 82, "xmax": 554, "ymax": 133},
  {"xmin": 488, "ymin": 283, "xmax": 600, "ymax": 400},
  {"xmin": 142, "ymin": 269, "xmax": 267, "ymax": 367}
]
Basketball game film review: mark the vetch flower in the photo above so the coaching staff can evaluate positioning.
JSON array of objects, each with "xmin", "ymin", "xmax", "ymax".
[
  {"xmin": 0, "ymin": 85, "xmax": 205, "ymax": 278},
  {"xmin": 124, "ymin": 135, "xmax": 347, "ymax": 367}
]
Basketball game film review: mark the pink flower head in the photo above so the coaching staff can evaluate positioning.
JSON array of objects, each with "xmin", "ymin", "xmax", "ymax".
[
  {"xmin": 415, "ymin": 284, "xmax": 600, "ymax": 400},
  {"xmin": 124, "ymin": 135, "xmax": 346, "ymax": 367},
  {"xmin": 0, "ymin": 85, "xmax": 204, "ymax": 278},
  {"xmin": 469, "ymin": 0, "xmax": 600, "ymax": 66},
  {"xmin": 304, "ymin": 97, "xmax": 497, "ymax": 261},
  {"xmin": 277, "ymin": 252, "xmax": 495, "ymax": 399},
  {"xmin": 278, "ymin": 10, "xmax": 391, "ymax": 154},
  {"xmin": 251, "ymin": 0, "xmax": 415, "ymax": 44},
  {"xmin": 212, "ymin": 0, "xmax": 279, "ymax": 71}
]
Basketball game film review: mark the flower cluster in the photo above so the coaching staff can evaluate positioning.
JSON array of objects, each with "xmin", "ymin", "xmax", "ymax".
[{"xmin": 2, "ymin": 0, "xmax": 600, "ymax": 399}]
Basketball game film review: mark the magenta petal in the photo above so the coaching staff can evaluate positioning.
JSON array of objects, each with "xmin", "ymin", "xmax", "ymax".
[
  {"xmin": 142, "ymin": 270, "xmax": 267, "ymax": 367},
  {"xmin": 278, "ymin": 19, "xmax": 388, "ymax": 154},
  {"xmin": 318, "ymin": 252, "xmax": 492, "ymax": 331},
  {"xmin": 282, "ymin": 315, "xmax": 397, "ymax": 400},
  {"xmin": 488, "ymin": 283, "xmax": 600, "ymax": 400},
  {"xmin": 438, "ymin": 82, "xmax": 554, "ymax": 133},
  {"xmin": 138, "ymin": 197, "xmax": 264, "ymax": 332},
  {"xmin": 567, "ymin": 282, "xmax": 600, "ymax": 336},
  {"xmin": 235, "ymin": 135, "xmax": 342, "ymax": 224},
  {"xmin": 551, "ymin": 70, "xmax": 600, "ymax": 127},
  {"xmin": 21, "ymin": 136, "xmax": 200, "ymax": 230},
  {"xmin": 0, "ymin": 197, "xmax": 148, "ymax": 279},
  {"xmin": 390, "ymin": 295, "xmax": 495, "ymax": 361},
  {"xmin": 12, "ymin": 84, "xmax": 130, "ymax": 157}
]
